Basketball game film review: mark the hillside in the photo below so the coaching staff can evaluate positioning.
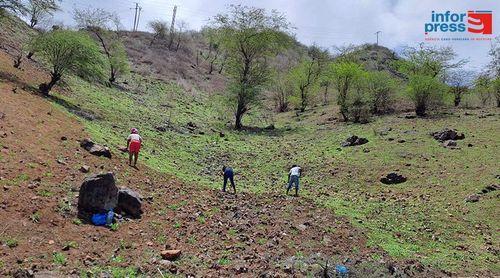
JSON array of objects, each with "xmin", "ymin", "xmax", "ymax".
[{"xmin": 1, "ymin": 11, "xmax": 499, "ymax": 277}]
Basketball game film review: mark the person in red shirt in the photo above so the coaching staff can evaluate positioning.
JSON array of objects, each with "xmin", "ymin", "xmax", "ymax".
[{"xmin": 127, "ymin": 128, "xmax": 142, "ymax": 167}]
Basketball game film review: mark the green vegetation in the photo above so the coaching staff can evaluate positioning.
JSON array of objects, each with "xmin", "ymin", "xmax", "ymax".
[
  {"xmin": 52, "ymin": 252, "xmax": 66, "ymax": 265},
  {"xmin": 29, "ymin": 29, "xmax": 106, "ymax": 95},
  {"xmin": 30, "ymin": 211, "xmax": 41, "ymax": 223},
  {"xmin": 209, "ymin": 4, "xmax": 291, "ymax": 129}
]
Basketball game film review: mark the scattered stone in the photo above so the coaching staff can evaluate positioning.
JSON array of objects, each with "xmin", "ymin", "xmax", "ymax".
[
  {"xmin": 3, "ymin": 185, "xmax": 10, "ymax": 191},
  {"xmin": 69, "ymin": 109, "xmax": 99, "ymax": 121},
  {"xmin": 0, "ymin": 112, "xmax": 5, "ymax": 120},
  {"xmin": 380, "ymin": 173, "xmax": 407, "ymax": 184},
  {"xmin": 116, "ymin": 188, "xmax": 143, "ymax": 218},
  {"xmin": 219, "ymin": 132, "xmax": 225, "ymax": 138},
  {"xmin": 430, "ymin": 128, "xmax": 465, "ymax": 142},
  {"xmin": 341, "ymin": 135, "xmax": 368, "ymax": 147},
  {"xmin": 479, "ymin": 184, "xmax": 499, "ymax": 194},
  {"xmin": 80, "ymin": 138, "xmax": 112, "ymax": 158},
  {"xmin": 48, "ymin": 240, "xmax": 54, "ymax": 245},
  {"xmin": 297, "ymin": 224, "xmax": 307, "ymax": 231},
  {"xmin": 377, "ymin": 127, "xmax": 392, "ymax": 135},
  {"xmin": 77, "ymin": 172, "xmax": 118, "ymax": 219},
  {"xmin": 60, "ymin": 136, "xmax": 67, "ymax": 141},
  {"xmin": 467, "ymin": 143, "xmax": 473, "ymax": 147},
  {"xmin": 363, "ymin": 148, "xmax": 370, "ymax": 153},
  {"xmin": 264, "ymin": 124, "xmax": 275, "ymax": 130},
  {"xmin": 161, "ymin": 250, "xmax": 181, "ymax": 261},
  {"xmin": 56, "ymin": 158, "xmax": 66, "ymax": 165},
  {"xmin": 442, "ymin": 140, "xmax": 458, "ymax": 149},
  {"xmin": 397, "ymin": 139, "xmax": 406, "ymax": 143},
  {"xmin": 404, "ymin": 114, "xmax": 416, "ymax": 119},
  {"xmin": 80, "ymin": 165, "xmax": 90, "ymax": 173},
  {"xmin": 155, "ymin": 125, "xmax": 167, "ymax": 132},
  {"xmin": 118, "ymin": 146, "xmax": 128, "ymax": 153},
  {"xmin": 465, "ymin": 194, "xmax": 480, "ymax": 203}
]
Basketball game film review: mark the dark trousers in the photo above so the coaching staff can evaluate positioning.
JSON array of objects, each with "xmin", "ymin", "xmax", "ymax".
[{"xmin": 223, "ymin": 174, "xmax": 235, "ymax": 192}]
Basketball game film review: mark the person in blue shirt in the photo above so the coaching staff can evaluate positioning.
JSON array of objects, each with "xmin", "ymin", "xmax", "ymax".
[{"xmin": 222, "ymin": 166, "xmax": 236, "ymax": 193}]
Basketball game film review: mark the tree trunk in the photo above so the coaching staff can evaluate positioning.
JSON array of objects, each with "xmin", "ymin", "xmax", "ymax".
[
  {"xmin": 454, "ymin": 94, "xmax": 461, "ymax": 107},
  {"xmin": 415, "ymin": 103, "xmax": 426, "ymax": 117},
  {"xmin": 235, "ymin": 105, "xmax": 244, "ymax": 130},
  {"xmin": 39, "ymin": 72, "xmax": 61, "ymax": 96},
  {"xmin": 27, "ymin": 51, "xmax": 34, "ymax": 60}
]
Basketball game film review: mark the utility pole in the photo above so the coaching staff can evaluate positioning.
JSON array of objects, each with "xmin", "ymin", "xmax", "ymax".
[
  {"xmin": 136, "ymin": 6, "xmax": 143, "ymax": 31},
  {"xmin": 375, "ymin": 31, "xmax": 381, "ymax": 45},
  {"xmin": 168, "ymin": 5, "xmax": 177, "ymax": 49},
  {"xmin": 131, "ymin": 3, "xmax": 139, "ymax": 31}
]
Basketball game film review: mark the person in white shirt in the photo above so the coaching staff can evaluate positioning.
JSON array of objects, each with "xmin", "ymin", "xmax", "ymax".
[
  {"xmin": 287, "ymin": 165, "xmax": 301, "ymax": 196},
  {"xmin": 127, "ymin": 128, "xmax": 143, "ymax": 167}
]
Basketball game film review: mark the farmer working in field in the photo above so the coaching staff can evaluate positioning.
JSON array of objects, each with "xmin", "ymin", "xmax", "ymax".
[
  {"xmin": 222, "ymin": 165, "xmax": 236, "ymax": 194},
  {"xmin": 127, "ymin": 128, "xmax": 142, "ymax": 168},
  {"xmin": 287, "ymin": 165, "xmax": 301, "ymax": 197}
]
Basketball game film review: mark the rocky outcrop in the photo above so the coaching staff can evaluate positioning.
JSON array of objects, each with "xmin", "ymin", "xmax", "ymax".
[
  {"xmin": 430, "ymin": 128, "xmax": 465, "ymax": 142},
  {"xmin": 380, "ymin": 173, "xmax": 407, "ymax": 184}
]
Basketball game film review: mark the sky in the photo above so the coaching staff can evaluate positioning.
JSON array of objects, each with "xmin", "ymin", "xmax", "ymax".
[{"xmin": 51, "ymin": 0, "xmax": 499, "ymax": 71}]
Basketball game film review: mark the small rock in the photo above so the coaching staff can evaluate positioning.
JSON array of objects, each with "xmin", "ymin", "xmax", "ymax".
[
  {"xmin": 56, "ymin": 158, "xmax": 66, "ymax": 165},
  {"xmin": 116, "ymin": 188, "xmax": 143, "ymax": 218},
  {"xmin": 161, "ymin": 250, "xmax": 181, "ymax": 261},
  {"xmin": 397, "ymin": 139, "xmax": 406, "ymax": 143},
  {"xmin": 118, "ymin": 146, "xmax": 128, "ymax": 153},
  {"xmin": 431, "ymin": 128, "xmax": 465, "ymax": 142},
  {"xmin": 48, "ymin": 240, "xmax": 55, "ymax": 245},
  {"xmin": 60, "ymin": 136, "xmax": 67, "ymax": 141},
  {"xmin": 442, "ymin": 140, "xmax": 457, "ymax": 148},
  {"xmin": 219, "ymin": 132, "xmax": 225, "ymax": 138},
  {"xmin": 80, "ymin": 138, "xmax": 112, "ymax": 158},
  {"xmin": 3, "ymin": 185, "xmax": 10, "ymax": 191},
  {"xmin": 380, "ymin": 173, "xmax": 407, "ymax": 184},
  {"xmin": 465, "ymin": 194, "xmax": 480, "ymax": 203},
  {"xmin": 341, "ymin": 135, "xmax": 368, "ymax": 147},
  {"xmin": 404, "ymin": 114, "xmax": 416, "ymax": 119},
  {"xmin": 362, "ymin": 148, "xmax": 370, "ymax": 153},
  {"xmin": 297, "ymin": 224, "xmax": 307, "ymax": 231},
  {"xmin": 80, "ymin": 165, "xmax": 90, "ymax": 173}
]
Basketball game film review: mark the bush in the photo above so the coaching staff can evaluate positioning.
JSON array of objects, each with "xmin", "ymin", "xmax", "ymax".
[
  {"xmin": 407, "ymin": 74, "xmax": 446, "ymax": 116},
  {"xmin": 329, "ymin": 62, "xmax": 365, "ymax": 121},
  {"xmin": 365, "ymin": 71, "xmax": 397, "ymax": 114}
]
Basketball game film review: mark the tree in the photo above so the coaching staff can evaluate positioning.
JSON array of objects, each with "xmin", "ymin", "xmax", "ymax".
[
  {"xmin": 0, "ymin": 0, "xmax": 26, "ymax": 15},
  {"xmin": 447, "ymin": 70, "xmax": 474, "ymax": 107},
  {"xmin": 209, "ymin": 5, "xmax": 291, "ymax": 129},
  {"xmin": 406, "ymin": 74, "xmax": 446, "ymax": 116},
  {"xmin": 30, "ymin": 30, "xmax": 106, "ymax": 95},
  {"xmin": 492, "ymin": 77, "xmax": 500, "ymax": 107},
  {"xmin": 289, "ymin": 46, "xmax": 328, "ymax": 112},
  {"xmin": 25, "ymin": 0, "xmax": 59, "ymax": 28},
  {"xmin": 396, "ymin": 44, "xmax": 467, "ymax": 80},
  {"xmin": 148, "ymin": 20, "xmax": 168, "ymax": 46},
  {"xmin": 487, "ymin": 36, "xmax": 500, "ymax": 78},
  {"xmin": 74, "ymin": 8, "xmax": 129, "ymax": 83},
  {"xmin": 365, "ymin": 71, "xmax": 397, "ymax": 114},
  {"xmin": 473, "ymin": 74, "xmax": 492, "ymax": 106},
  {"xmin": 328, "ymin": 62, "xmax": 365, "ymax": 121}
]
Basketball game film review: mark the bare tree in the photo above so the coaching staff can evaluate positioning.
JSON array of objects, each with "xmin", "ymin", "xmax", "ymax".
[
  {"xmin": 25, "ymin": 0, "xmax": 59, "ymax": 28},
  {"xmin": 174, "ymin": 20, "xmax": 188, "ymax": 51},
  {"xmin": 148, "ymin": 20, "xmax": 168, "ymax": 46}
]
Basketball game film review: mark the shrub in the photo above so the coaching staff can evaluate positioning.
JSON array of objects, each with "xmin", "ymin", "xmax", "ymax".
[
  {"xmin": 329, "ymin": 61, "xmax": 365, "ymax": 121},
  {"xmin": 406, "ymin": 74, "xmax": 446, "ymax": 116},
  {"xmin": 365, "ymin": 71, "xmax": 397, "ymax": 114}
]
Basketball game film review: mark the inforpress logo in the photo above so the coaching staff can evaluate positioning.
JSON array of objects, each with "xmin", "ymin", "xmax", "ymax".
[
  {"xmin": 425, "ymin": 10, "xmax": 493, "ymax": 35},
  {"xmin": 467, "ymin": 10, "xmax": 492, "ymax": 34}
]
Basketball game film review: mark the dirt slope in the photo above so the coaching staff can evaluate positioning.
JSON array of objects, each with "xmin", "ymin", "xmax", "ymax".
[{"xmin": 0, "ymin": 49, "xmax": 447, "ymax": 277}]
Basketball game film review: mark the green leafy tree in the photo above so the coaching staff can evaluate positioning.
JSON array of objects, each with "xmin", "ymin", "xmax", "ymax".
[
  {"xmin": 447, "ymin": 69, "xmax": 473, "ymax": 107},
  {"xmin": 30, "ymin": 30, "xmax": 106, "ymax": 95},
  {"xmin": 396, "ymin": 44, "xmax": 467, "ymax": 79},
  {"xmin": 289, "ymin": 46, "xmax": 328, "ymax": 112},
  {"xmin": 209, "ymin": 5, "xmax": 291, "ymax": 129},
  {"xmin": 328, "ymin": 61, "xmax": 365, "ymax": 121},
  {"xmin": 26, "ymin": 0, "xmax": 60, "ymax": 28},
  {"xmin": 365, "ymin": 71, "xmax": 397, "ymax": 114},
  {"xmin": 74, "ymin": 7, "xmax": 128, "ymax": 83},
  {"xmin": 492, "ymin": 77, "xmax": 500, "ymax": 107},
  {"xmin": 406, "ymin": 74, "xmax": 446, "ymax": 116},
  {"xmin": 473, "ymin": 74, "xmax": 492, "ymax": 106}
]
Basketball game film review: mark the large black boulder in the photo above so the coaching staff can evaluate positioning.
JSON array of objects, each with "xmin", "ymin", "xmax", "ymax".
[
  {"xmin": 77, "ymin": 172, "xmax": 118, "ymax": 219},
  {"xmin": 80, "ymin": 138, "xmax": 112, "ymax": 158},
  {"xmin": 117, "ymin": 188, "xmax": 143, "ymax": 218}
]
